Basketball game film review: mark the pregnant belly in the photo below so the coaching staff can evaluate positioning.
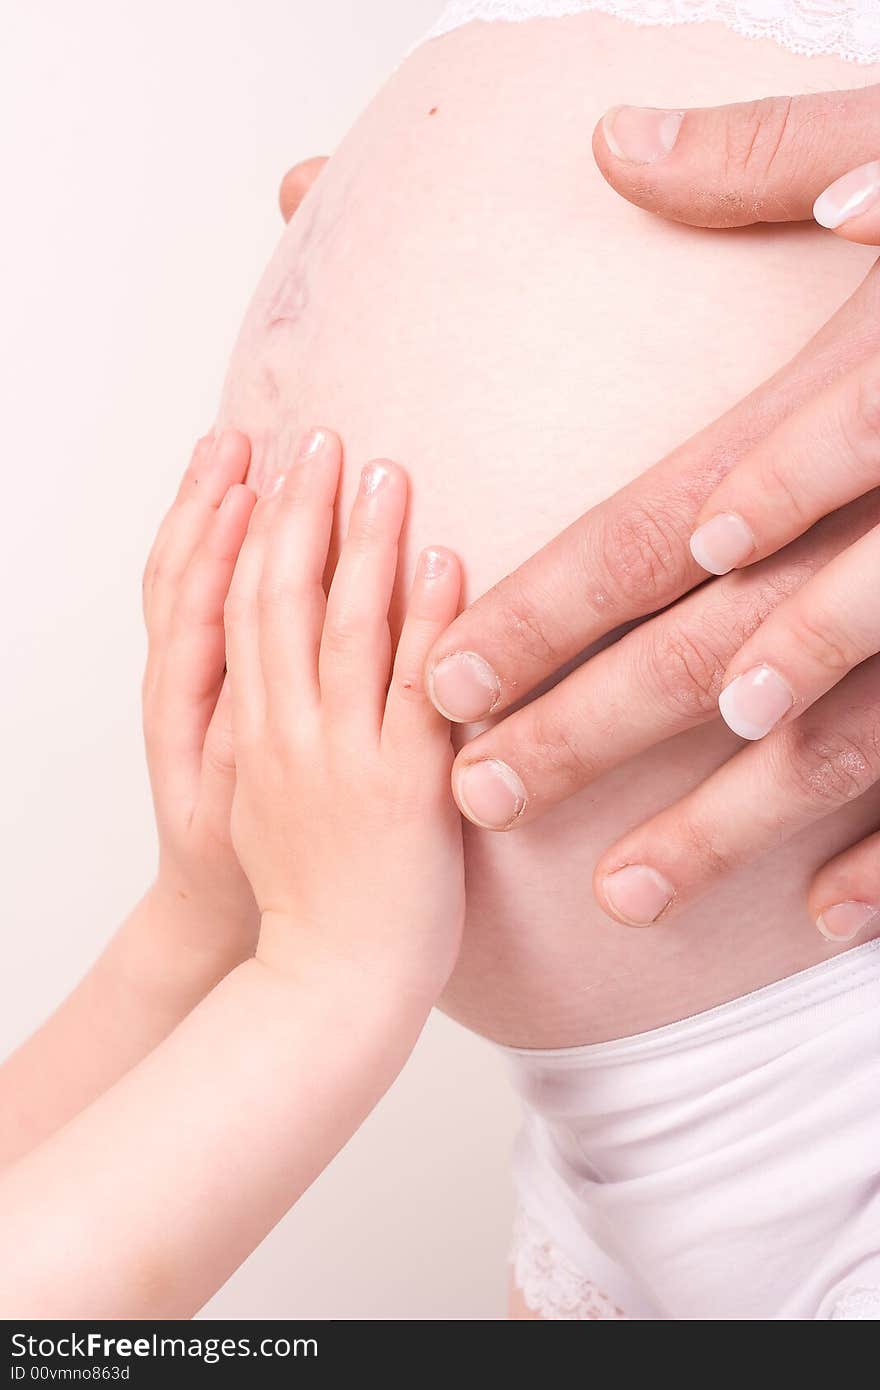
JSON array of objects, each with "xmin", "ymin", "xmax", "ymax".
[{"xmin": 218, "ymin": 12, "xmax": 880, "ymax": 1045}]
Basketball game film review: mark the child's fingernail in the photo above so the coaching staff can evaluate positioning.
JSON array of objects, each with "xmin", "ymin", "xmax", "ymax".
[
  {"xmin": 718, "ymin": 664, "xmax": 793, "ymax": 741},
  {"xmin": 601, "ymin": 864, "xmax": 674, "ymax": 925},
  {"xmin": 299, "ymin": 426, "xmax": 329, "ymax": 459},
  {"xmin": 689, "ymin": 512, "xmax": 756, "ymax": 575},
  {"xmin": 456, "ymin": 758, "xmax": 527, "ymax": 829},
  {"xmin": 602, "ymin": 106, "xmax": 684, "ymax": 164},
  {"xmin": 814, "ymin": 161, "xmax": 880, "ymax": 230},
  {"xmin": 421, "ymin": 548, "xmax": 450, "ymax": 582},
  {"xmin": 816, "ymin": 900, "xmax": 879, "ymax": 942},
  {"xmin": 362, "ymin": 461, "xmax": 391, "ymax": 496},
  {"xmin": 428, "ymin": 651, "xmax": 501, "ymax": 722}
]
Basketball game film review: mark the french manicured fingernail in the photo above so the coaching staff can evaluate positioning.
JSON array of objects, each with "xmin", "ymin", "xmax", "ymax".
[
  {"xmin": 428, "ymin": 651, "xmax": 501, "ymax": 722},
  {"xmin": 813, "ymin": 161, "xmax": 880, "ymax": 230},
  {"xmin": 456, "ymin": 759, "xmax": 527, "ymax": 829},
  {"xmin": 816, "ymin": 900, "xmax": 879, "ymax": 942},
  {"xmin": 361, "ymin": 461, "xmax": 391, "ymax": 496},
  {"xmin": 689, "ymin": 512, "xmax": 756, "ymax": 575},
  {"xmin": 602, "ymin": 864, "xmax": 674, "ymax": 926},
  {"xmin": 602, "ymin": 106, "xmax": 684, "ymax": 164},
  {"xmin": 718, "ymin": 664, "xmax": 793, "ymax": 741},
  {"xmin": 299, "ymin": 426, "xmax": 329, "ymax": 459}
]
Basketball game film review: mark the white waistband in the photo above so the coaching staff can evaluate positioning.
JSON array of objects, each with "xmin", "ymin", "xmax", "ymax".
[
  {"xmin": 423, "ymin": 1, "xmax": 880, "ymax": 65},
  {"xmin": 499, "ymin": 937, "xmax": 880, "ymax": 1067}
]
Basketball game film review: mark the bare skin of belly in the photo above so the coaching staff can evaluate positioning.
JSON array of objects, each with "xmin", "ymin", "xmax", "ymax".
[{"xmin": 218, "ymin": 13, "xmax": 880, "ymax": 1048}]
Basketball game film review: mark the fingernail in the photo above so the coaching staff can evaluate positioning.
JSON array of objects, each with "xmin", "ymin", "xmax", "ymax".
[
  {"xmin": 456, "ymin": 759, "xmax": 527, "ymax": 830},
  {"xmin": 816, "ymin": 900, "xmax": 879, "ymax": 942},
  {"xmin": 428, "ymin": 651, "xmax": 501, "ymax": 722},
  {"xmin": 602, "ymin": 864, "xmax": 674, "ymax": 926},
  {"xmin": 718, "ymin": 664, "xmax": 793, "ymax": 741},
  {"xmin": 361, "ymin": 461, "xmax": 391, "ymax": 496},
  {"xmin": 689, "ymin": 512, "xmax": 756, "ymax": 575},
  {"xmin": 421, "ymin": 547, "xmax": 450, "ymax": 583},
  {"xmin": 299, "ymin": 426, "xmax": 329, "ymax": 459},
  {"xmin": 813, "ymin": 161, "xmax": 880, "ymax": 230},
  {"xmin": 602, "ymin": 106, "xmax": 684, "ymax": 164}
]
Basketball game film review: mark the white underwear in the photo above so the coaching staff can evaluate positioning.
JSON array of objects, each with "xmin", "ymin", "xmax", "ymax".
[
  {"xmin": 502, "ymin": 941, "xmax": 880, "ymax": 1319},
  {"xmin": 424, "ymin": 1, "xmax": 880, "ymax": 63}
]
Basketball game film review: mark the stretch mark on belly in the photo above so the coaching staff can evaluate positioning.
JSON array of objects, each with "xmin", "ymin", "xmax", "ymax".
[{"xmin": 267, "ymin": 265, "xmax": 310, "ymax": 327}]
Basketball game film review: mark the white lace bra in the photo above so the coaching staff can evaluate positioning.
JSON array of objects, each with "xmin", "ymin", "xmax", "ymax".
[{"xmin": 425, "ymin": 1, "xmax": 880, "ymax": 64}]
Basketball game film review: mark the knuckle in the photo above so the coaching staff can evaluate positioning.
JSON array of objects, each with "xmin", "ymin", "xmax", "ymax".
[
  {"xmin": 846, "ymin": 363, "xmax": 880, "ymax": 464},
  {"xmin": 489, "ymin": 573, "xmax": 564, "ymax": 668},
  {"xmin": 598, "ymin": 503, "xmax": 686, "ymax": 614},
  {"xmin": 527, "ymin": 703, "xmax": 600, "ymax": 790},
  {"xmin": 782, "ymin": 722, "xmax": 880, "ymax": 810},
  {"xmin": 223, "ymin": 591, "xmax": 252, "ymax": 631},
  {"xmin": 755, "ymin": 453, "xmax": 813, "ymax": 529},
  {"xmin": 787, "ymin": 605, "xmax": 862, "ymax": 678},
  {"xmin": 276, "ymin": 466, "xmax": 312, "ymax": 512},
  {"xmin": 726, "ymin": 96, "xmax": 796, "ymax": 187},
  {"xmin": 320, "ymin": 617, "xmax": 357, "ymax": 658},
  {"xmin": 202, "ymin": 731, "xmax": 236, "ymax": 780},
  {"xmin": 646, "ymin": 621, "xmax": 726, "ymax": 720},
  {"xmin": 255, "ymin": 579, "xmax": 293, "ymax": 615},
  {"xmin": 681, "ymin": 816, "xmax": 738, "ymax": 879}
]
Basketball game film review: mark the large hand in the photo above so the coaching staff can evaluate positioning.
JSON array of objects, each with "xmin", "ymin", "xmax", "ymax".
[
  {"xmin": 424, "ymin": 258, "xmax": 880, "ymax": 936},
  {"xmin": 278, "ymin": 156, "xmax": 328, "ymax": 222},
  {"xmin": 580, "ymin": 86, "xmax": 880, "ymax": 939},
  {"xmin": 592, "ymin": 86, "xmax": 880, "ymax": 241}
]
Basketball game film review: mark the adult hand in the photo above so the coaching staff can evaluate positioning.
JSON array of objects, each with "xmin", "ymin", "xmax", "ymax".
[
  {"xmin": 587, "ymin": 86, "xmax": 880, "ymax": 936},
  {"xmin": 425, "ymin": 257, "xmax": 880, "ymax": 938},
  {"xmin": 592, "ymin": 85, "xmax": 880, "ymax": 243},
  {"xmin": 278, "ymin": 156, "xmax": 328, "ymax": 222}
]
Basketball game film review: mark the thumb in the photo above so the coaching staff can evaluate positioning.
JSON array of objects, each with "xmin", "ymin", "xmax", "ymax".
[
  {"xmin": 278, "ymin": 156, "xmax": 329, "ymax": 222},
  {"xmin": 592, "ymin": 86, "xmax": 880, "ymax": 229}
]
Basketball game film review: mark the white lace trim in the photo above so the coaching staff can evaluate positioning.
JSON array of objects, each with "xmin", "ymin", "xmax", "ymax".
[
  {"xmin": 425, "ymin": 1, "xmax": 880, "ymax": 64},
  {"xmin": 509, "ymin": 1207, "xmax": 629, "ymax": 1320},
  {"xmin": 830, "ymin": 1287, "xmax": 880, "ymax": 1319}
]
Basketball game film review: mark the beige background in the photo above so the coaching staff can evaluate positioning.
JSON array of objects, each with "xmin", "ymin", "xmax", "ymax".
[{"xmin": 0, "ymin": 0, "xmax": 518, "ymax": 1319}]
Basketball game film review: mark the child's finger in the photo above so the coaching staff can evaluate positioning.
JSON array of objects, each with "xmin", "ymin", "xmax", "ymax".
[
  {"xmin": 223, "ymin": 489, "xmax": 276, "ymax": 738},
  {"xmin": 318, "ymin": 461, "xmax": 408, "ymax": 733},
  {"xmin": 257, "ymin": 428, "xmax": 342, "ymax": 710},
  {"xmin": 199, "ymin": 680, "xmax": 238, "ymax": 824},
  {"xmin": 382, "ymin": 547, "xmax": 463, "ymax": 752},
  {"xmin": 144, "ymin": 430, "xmax": 251, "ymax": 640},
  {"xmin": 143, "ymin": 434, "xmax": 212, "ymax": 623},
  {"xmin": 150, "ymin": 484, "xmax": 256, "ymax": 792}
]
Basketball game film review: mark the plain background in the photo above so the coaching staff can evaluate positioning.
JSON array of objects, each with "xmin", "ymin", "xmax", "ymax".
[{"xmin": 0, "ymin": 0, "xmax": 519, "ymax": 1319}]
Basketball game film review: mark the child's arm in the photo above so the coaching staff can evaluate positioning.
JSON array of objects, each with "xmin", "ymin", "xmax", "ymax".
[
  {"xmin": 0, "ymin": 429, "xmax": 465, "ymax": 1318},
  {"xmin": 0, "ymin": 432, "xmax": 260, "ymax": 1165}
]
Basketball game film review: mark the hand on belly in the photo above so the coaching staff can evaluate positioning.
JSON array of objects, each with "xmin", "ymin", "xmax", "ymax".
[{"xmin": 216, "ymin": 14, "xmax": 880, "ymax": 1043}]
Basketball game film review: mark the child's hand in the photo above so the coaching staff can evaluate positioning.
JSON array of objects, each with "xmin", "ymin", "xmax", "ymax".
[
  {"xmin": 142, "ymin": 430, "xmax": 259, "ymax": 945},
  {"xmin": 225, "ymin": 428, "xmax": 465, "ymax": 1001}
]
